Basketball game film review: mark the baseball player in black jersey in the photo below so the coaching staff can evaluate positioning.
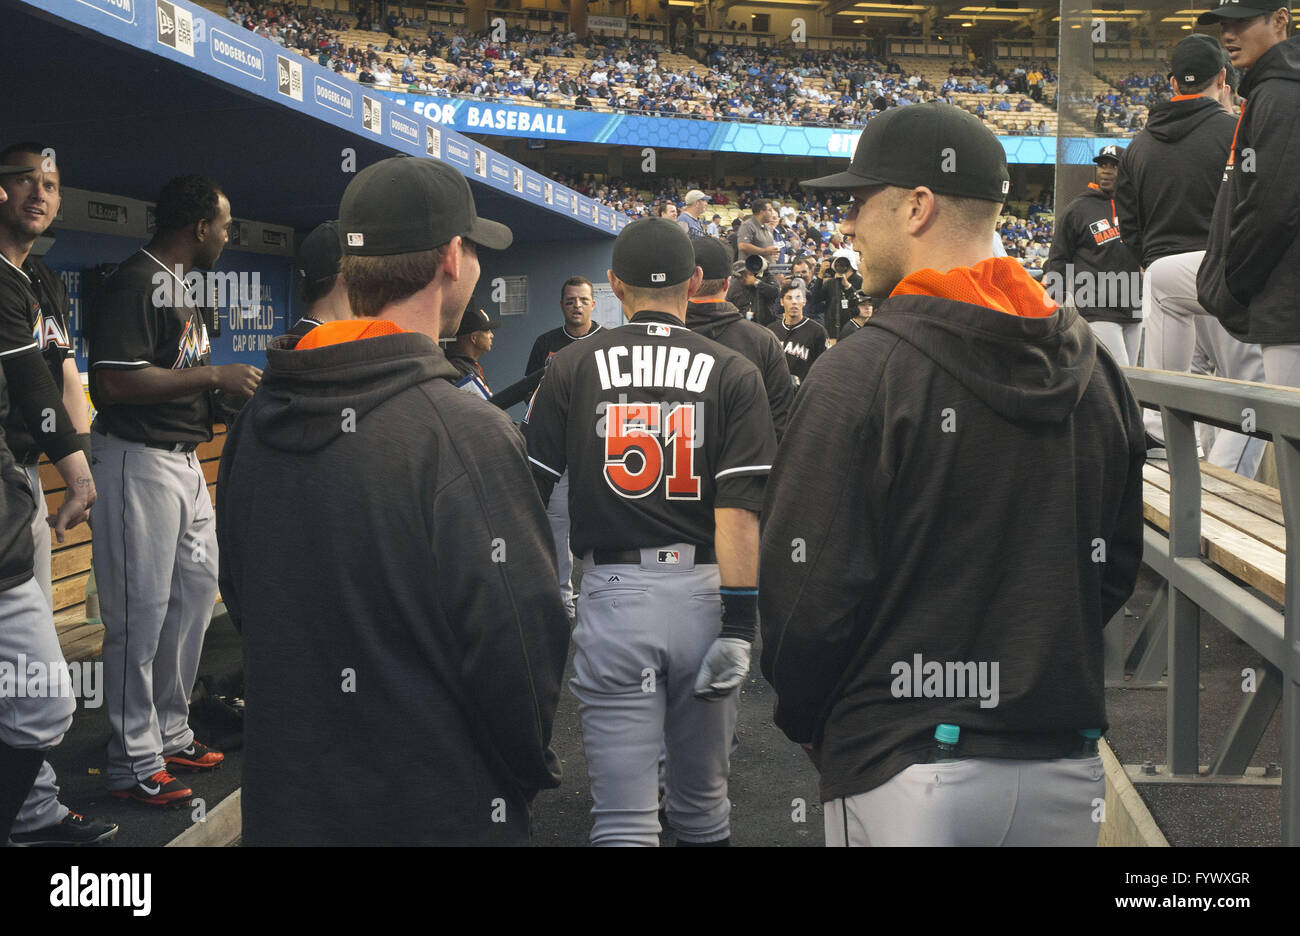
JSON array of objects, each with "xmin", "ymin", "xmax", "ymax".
[
  {"xmin": 686, "ymin": 237, "xmax": 794, "ymax": 441},
  {"xmin": 0, "ymin": 146, "xmax": 116, "ymax": 844},
  {"xmin": 526, "ymin": 276, "xmax": 605, "ymax": 620},
  {"xmin": 768, "ymin": 281, "xmax": 828, "ymax": 388},
  {"xmin": 445, "ymin": 305, "xmax": 501, "ymax": 396},
  {"xmin": 0, "ymin": 160, "xmax": 97, "ymax": 845},
  {"xmin": 1044, "ymin": 145, "xmax": 1144, "ymax": 365},
  {"xmin": 89, "ymin": 175, "xmax": 261, "ymax": 807},
  {"xmin": 525, "ymin": 218, "xmax": 777, "ymax": 846},
  {"xmin": 837, "ymin": 297, "xmax": 874, "ymax": 340},
  {"xmin": 1115, "ymin": 35, "xmax": 1266, "ymax": 474},
  {"xmin": 286, "ymin": 219, "xmax": 350, "ymax": 343}
]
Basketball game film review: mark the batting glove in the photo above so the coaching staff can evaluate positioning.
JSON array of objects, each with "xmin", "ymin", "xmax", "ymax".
[{"xmin": 693, "ymin": 637, "xmax": 751, "ymax": 701}]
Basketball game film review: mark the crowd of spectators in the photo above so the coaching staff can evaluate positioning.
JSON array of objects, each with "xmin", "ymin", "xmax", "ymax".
[
  {"xmin": 998, "ymin": 210, "xmax": 1056, "ymax": 275},
  {"xmin": 221, "ymin": 5, "xmax": 1082, "ymax": 132}
]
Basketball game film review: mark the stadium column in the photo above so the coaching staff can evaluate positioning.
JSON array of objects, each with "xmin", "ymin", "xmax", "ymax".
[
  {"xmin": 571, "ymin": 0, "xmax": 588, "ymax": 40},
  {"xmin": 467, "ymin": 0, "xmax": 488, "ymax": 32},
  {"xmin": 1055, "ymin": 0, "xmax": 1101, "ymax": 206}
]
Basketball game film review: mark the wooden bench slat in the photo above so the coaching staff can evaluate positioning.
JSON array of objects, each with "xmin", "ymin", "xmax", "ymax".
[
  {"xmin": 52, "ymin": 572, "xmax": 90, "ymax": 612},
  {"xmin": 50, "ymin": 542, "xmax": 92, "ymax": 582},
  {"xmin": 1200, "ymin": 460, "xmax": 1282, "ymax": 504},
  {"xmin": 1143, "ymin": 464, "xmax": 1287, "ymax": 554},
  {"xmin": 38, "ymin": 463, "xmax": 63, "ymax": 492},
  {"xmin": 1142, "ymin": 484, "xmax": 1286, "ymax": 603},
  {"xmin": 1197, "ymin": 470, "xmax": 1286, "ymax": 525}
]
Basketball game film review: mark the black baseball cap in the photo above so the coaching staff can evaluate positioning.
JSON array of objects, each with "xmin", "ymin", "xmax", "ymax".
[
  {"xmin": 800, "ymin": 102, "xmax": 1009, "ymax": 203},
  {"xmin": 611, "ymin": 218, "xmax": 697, "ymax": 288},
  {"xmin": 455, "ymin": 305, "xmax": 502, "ymax": 336},
  {"xmin": 0, "ymin": 165, "xmax": 33, "ymax": 176},
  {"xmin": 1169, "ymin": 35, "xmax": 1226, "ymax": 86},
  {"xmin": 298, "ymin": 220, "xmax": 342, "ymax": 287},
  {"xmin": 339, "ymin": 157, "xmax": 512, "ymax": 256},
  {"xmin": 693, "ymin": 237, "xmax": 732, "ymax": 280},
  {"xmin": 1094, "ymin": 144, "xmax": 1123, "ymax": 164},
  {"xmin": 1198, "ymin": 0, "xmax": 1288, "ymax": 23}
]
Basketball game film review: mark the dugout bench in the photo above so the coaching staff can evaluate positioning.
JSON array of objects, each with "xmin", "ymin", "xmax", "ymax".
[{"xmin": 1107, "ymin": 368, "xmax": 1300, "ymax": 845}]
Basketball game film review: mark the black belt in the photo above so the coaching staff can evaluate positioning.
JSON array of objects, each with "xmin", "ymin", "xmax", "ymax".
[
  {"xmin": 592, "ymin": 545, "xmax": 716, "ymax": 566},
  {"xmin": 145, "ymin": 441, "xmax": 199, "ymax": 453}
]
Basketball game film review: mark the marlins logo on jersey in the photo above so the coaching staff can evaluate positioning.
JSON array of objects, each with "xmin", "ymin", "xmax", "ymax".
[
  {"xmin": 1088, "ymin": 217, "xmax": 1121, "ymax": 246},
  {"xmin": 172, "ymin": 318, "xmax": 210, "ymax": 369},
  {"xmin": 32, "ymin": 307, "xmax": 71, "ymax": 351}
]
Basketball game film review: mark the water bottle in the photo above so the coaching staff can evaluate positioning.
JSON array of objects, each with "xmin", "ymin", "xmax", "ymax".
[
  {"xmin": 933, "ymin": 724, "xmax": 961, "ymax": 762},
  {"xmin": 1070, "ymin": 728, "xmax": 1101, "ymax": 758},
  {"xmin": 84, "ymin": 565, "xmax": 101, "ymax": 626}
]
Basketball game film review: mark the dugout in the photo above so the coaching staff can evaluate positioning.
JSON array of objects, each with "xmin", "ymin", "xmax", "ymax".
[{"xmin": 3, "ymin": 0, "xmax": 621, "ymax": 404}]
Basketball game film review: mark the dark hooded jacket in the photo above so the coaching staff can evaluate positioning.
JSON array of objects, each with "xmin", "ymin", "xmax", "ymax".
[
  {"xmin": 1115, "ymin": 95, "xmax": 1237, "ymax": 267},
  {"xmin": 685, "ymin": 299, "xmax": 793, "ymax": 441},
  {"xmin": 1044, "ymin": 183, "xmax": 1143, "ymax": 325},
  {"xmin": 1199, "ymin": 36, "xmax": 1300, "ymax": 345},
  {"xmin": 216, "ymin": 323, "xmax": 570, "ymax": 845},
  {"xmin": 759, "ymin": 258, "xmax": 1145, "ymax": 802}
]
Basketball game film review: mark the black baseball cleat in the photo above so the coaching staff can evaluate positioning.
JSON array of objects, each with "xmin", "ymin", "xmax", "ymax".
[
  {"xmin": 164, "ymin": 740, "xmax": 225, "ymax": 772},
  {"xmin": 110, "ymin": 770, "xmax": 193, "ymax": 807},
  {"xmin": 8, "ymin": 812, "xmax": 119, "ymax": 846}
]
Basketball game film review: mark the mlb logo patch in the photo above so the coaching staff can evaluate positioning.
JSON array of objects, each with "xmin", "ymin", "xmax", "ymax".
[
  {"xmin": 347, "ymin": 233, "xmax": 364, "ymax": 246},
  {"xmin": 657, "ymin": 550, "xmax": 680, "ymax": 565},
  {"xmin": 650, "ymin": 272, "xmax": 666, "ymax": 283},
  {"xmin": 648, "ymin": 324, "xmax": 671, "ymax": 337}
]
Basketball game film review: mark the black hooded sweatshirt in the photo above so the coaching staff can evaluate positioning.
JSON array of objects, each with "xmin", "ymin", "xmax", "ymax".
[
  {"xmin": 1044, "ymin": 183, "xmax": 1143, "ymax": 325},
  {"xmin": 685, "ymin": 298, "xmax": 794, "ymax": 441},
  {"xmin": 759, "ymin": 259, "xmax": 1145, "ymax": 802},
  {"xmin": 1199, "ymin": 36, "xmax": 1300, "ymax": 345},
  {"xmin": 1115, "ymin": 95, "xmax": 1237, "ymax": 267},
  {"xmin": 216, "ymin": 323, "xmax": 570, "ymax": 845}
]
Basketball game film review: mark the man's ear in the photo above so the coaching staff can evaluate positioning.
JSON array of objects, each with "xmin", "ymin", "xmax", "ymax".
[
  {"xmin": 443, "ymin": 235, "xmax": 464, "ymax": 281},
  {"xmin": 607, "ymin": 268, "xmax": 625, "ymax": 301}
]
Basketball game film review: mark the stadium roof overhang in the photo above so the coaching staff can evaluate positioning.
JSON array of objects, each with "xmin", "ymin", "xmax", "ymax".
[{"xmin": 1, "ymin": 0, "xmax": 611, "ymax": 242}]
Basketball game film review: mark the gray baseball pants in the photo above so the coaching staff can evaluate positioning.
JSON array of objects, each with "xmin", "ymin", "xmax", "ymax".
[
  {"xmin": 91, "ymin": 432, "xmax": 218, "ymax": 788},
  {"xmin": 824, "ymin": 756, "xmax": 1105, "ymax": 846},
  {"xmin": 0, "ymin": 576, "xmax": 74, "ymax": 831},
  {"xmin": 571, "ymin": 546, "xmax": 737, "ymax": 846},
  {"xmin": 1141, "ymin": 251, "xmax": 1266, "ymax": 476},
  {"xmin": 1261, "ymin": 346, "xmax": 1300, "ymax": 389},
  {"xmin": 9, "ymin": 466, "xmax": 71, "ymax": 833},
  {"xmin": 547, "ymin": 472, "xmax": 575, "ymax": 617},
  {"xmin": 1089, "ymin": 321, "xmax": 1141, "ymax": 367}
]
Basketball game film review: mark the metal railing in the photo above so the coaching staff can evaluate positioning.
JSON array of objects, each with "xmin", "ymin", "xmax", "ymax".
[{"xmin": 1119, "ymin": 367, "xmax": 1300, "ymax": 845}]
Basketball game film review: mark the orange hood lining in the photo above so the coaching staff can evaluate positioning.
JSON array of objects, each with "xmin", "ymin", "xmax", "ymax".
[
  {"xmin": 295, "ymin": 319, "xmax": 406, "ymax": 349},
  {"xmin": 889, "ymin": 256, "xmax": 1058, "ymax": 318}
]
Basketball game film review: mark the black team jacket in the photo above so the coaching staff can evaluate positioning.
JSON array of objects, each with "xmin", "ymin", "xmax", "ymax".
[
  {"xmin": 1115, "ymin": 95, "xmax": 1236, "ymax": 267},
  {"xmin": 1044, "ymin": 183, "xmax": 1142, "ymax": 326},
  {"xmin": 685, "ymin": 298, "xmax": 794, "ymax": 442},
  {"xmin": 217, "ymin": 321, "xmax": 570, "ymax": 845},
  {"xmin": 759, "ymin": 258, "xmax": 1145, "ymax": 802},
  {"xmin": 1198, "ymin": 36, "xmax": 1300, "ymax": 345}
]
